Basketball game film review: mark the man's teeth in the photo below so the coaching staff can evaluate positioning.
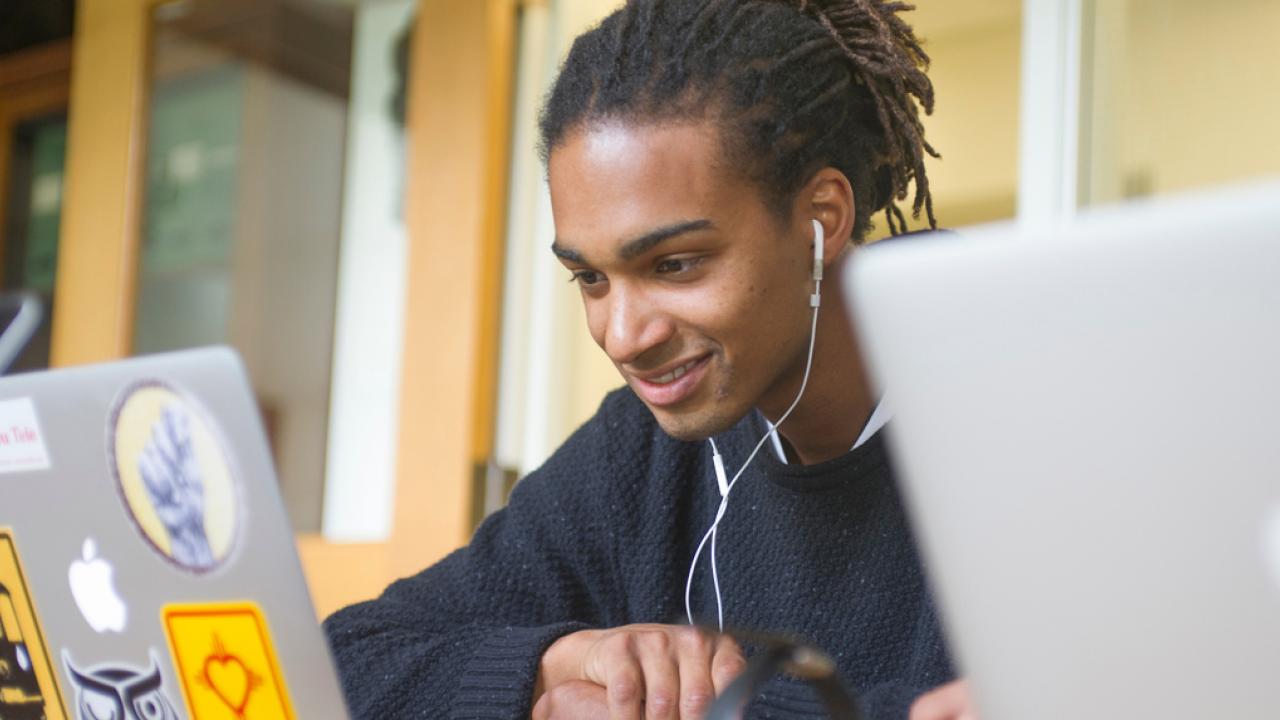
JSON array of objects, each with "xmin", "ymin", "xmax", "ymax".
[{"xmin": 653, "ymin": 359, "xmax": 699, "ymax": 385}]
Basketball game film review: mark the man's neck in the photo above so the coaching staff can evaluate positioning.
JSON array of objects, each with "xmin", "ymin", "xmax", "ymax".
[{"xmin": 759, "ymin": 279, "xmax": 876, "ymax": 466}]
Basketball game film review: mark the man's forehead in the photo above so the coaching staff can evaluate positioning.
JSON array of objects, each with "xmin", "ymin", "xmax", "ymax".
[
  {"xmin": 578, "ymin": 121, "xmax": 657, "ymax": 157},
  {"xmin": 547, "ymin": 123, "xmax": 738, "ymax": 257},
  {"xmin": 548, "ymin": 122, "xmax": 724, "ymax": 200}
]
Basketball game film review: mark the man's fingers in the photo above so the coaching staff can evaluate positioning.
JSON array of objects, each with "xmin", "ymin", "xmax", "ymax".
[
  {"xmin": 603, "ymin": 636, "xmax": 645, "ymax": 720},
  {"xmin": 673, "ymin": 627, "xmax": 716, "ymax": 720},
  {"xmin": 909, "ymin": 680, "xmax": 975, "ymax": 720},
  {"xmin": 532, "ymin": 680, "xmax": 608, "ymax": 720},
  {"xmin": 709, "ymin": 634, "xmax": 747, "ymax": 696},
  {"xmin": 635, "ymin": 631, "xmax": 679, "ymax": 720},
  {"xmin": 563, "ymin": 624, "xmax": 747, "ymax": 719}
]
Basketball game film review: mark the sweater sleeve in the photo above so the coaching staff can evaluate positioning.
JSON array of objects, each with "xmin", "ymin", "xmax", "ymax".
[
  {"xmin": 856, "ymin": 682, "xmax": 931, "ymax": 720},
  {"xmin": 854, "ymin": 588, "xmax": 957, "ymax": 720},
  {"xmin": 323, "ymin": 394, "xmax": 629, "ymax": 719}
]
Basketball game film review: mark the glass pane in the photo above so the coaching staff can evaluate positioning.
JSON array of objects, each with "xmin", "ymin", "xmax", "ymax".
[
  {"xmin": 870, "ymin": 0, "xmax": 1023, "ymax": 236},
  {"xmin": 2, "ymin": 114, "xmax": 67, "ymax": 372},
  {"xmin": 137, "ymin": 0, "xmax": 354, "ymax": 532},
  {"xmin": 1082, "ymin": 0, "xmax": 1280, "ymax": 206}
]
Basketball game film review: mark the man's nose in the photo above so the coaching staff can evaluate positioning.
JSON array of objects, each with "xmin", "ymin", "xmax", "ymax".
[{"xmin": 600, "ymin": 284, "xmax": 675, "ymax": 366}]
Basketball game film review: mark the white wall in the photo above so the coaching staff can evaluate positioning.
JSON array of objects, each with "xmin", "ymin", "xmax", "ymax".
[
  {"xmin": 231, "ymin": 65, "xmax": 346, "ymax": 533},
  {"xmin": 918, "ymin": 13, "xmax": 1022, "ymax": 228},
  {"xmin": 1114, "ymin": 0, "xmax": 1280, "ymax": 199},
  {"xmin": 321, "ymin": 0, "xmax": 415, "ymax": 541}
]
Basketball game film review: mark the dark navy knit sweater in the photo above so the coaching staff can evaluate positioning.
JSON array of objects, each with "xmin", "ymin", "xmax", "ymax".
[{"xmin": 324, "ymin": 387, "xmax": 954, "ymax": 719}]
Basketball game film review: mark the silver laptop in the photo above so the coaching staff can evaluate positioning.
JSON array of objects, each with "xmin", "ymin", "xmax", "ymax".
[
  {"xmin": 846, "ymin": 180, "xmax": 1280, "ymax": 720},
  {"xmin": 0, "ymin": 347, "xmax": 349, "ymax": 719}
]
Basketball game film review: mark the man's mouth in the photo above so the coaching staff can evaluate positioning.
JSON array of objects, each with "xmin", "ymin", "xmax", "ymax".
[{"xmin": 630, "ymin": 355, "xmax": 711, "ymax": 407}]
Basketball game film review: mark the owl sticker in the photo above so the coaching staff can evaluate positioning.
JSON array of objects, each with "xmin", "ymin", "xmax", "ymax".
[{"xmin": 62, "ymin": 651, "xmax": 182, "ymax": 720}]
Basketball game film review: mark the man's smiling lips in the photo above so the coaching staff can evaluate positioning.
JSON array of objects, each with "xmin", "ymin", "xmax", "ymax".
[{"xmin": 628, "ymin": 355, "xmax": 712, "ymax": 407}]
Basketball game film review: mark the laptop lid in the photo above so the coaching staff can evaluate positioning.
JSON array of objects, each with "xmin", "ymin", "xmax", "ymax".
[
  {"xmin": 845, "ymin": 180, "xmax": 1280, "ymax": 720},
  {"xmin": 0, "ymin": 346, "xmax": 349, "ymax": 719}
]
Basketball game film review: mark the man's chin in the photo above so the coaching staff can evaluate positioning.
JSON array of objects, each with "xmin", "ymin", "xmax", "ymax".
[{"xmin": 647, "ymin": 403, "xmax": 744, "ymax": 442}]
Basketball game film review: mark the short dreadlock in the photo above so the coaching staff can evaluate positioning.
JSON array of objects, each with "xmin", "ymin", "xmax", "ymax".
[{"xmin": 539, "ymin": 0, "xmax": 939, "ymax": 241}]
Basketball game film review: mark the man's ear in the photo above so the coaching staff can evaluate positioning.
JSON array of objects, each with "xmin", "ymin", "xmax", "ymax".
[{"xmin": 797, "ymin": 167, "xmax": 856, "ymax": 268}]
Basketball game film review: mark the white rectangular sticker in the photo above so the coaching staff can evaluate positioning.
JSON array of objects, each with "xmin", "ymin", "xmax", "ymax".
[{"xmin": 0, "ymin": 397, "xmax": 51, "ymax": 473}]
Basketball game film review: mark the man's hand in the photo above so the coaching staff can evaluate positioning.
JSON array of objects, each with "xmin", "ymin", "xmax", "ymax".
[
  {"xmin": 532, "ymin": 680, "xmax": 607, "ymax": 719},
  {"xmin": 533, "ymin": 624, "xmax": 746, "ymax": 720},
  {"xmin": 909, "ymin": 680, "xmax": 977, "ymax": 720}
]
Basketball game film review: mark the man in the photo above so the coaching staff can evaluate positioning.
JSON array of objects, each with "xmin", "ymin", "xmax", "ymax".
[{"xmin": 326, "ymin": 1, "xmax": 975, "ymax": 717}]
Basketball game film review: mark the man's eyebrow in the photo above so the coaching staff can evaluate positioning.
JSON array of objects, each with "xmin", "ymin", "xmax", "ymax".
[
  {"xmin": 550, "ymin": 243, "xmax": 583, "ymax": 262},
  {"xmin": 551, "ymin": 219, "xmax": 714, "ymax": 265},
  {"xmin": 618, "ymin": 219, "xmax": 713, "ymax": 261}
]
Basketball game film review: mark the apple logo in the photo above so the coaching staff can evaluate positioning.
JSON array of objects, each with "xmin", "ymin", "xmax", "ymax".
[{"xmin": 68, "ymin": 537, "xmax": 128, "ymax": 633}]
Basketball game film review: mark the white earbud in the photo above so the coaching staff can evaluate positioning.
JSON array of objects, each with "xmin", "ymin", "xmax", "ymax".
[
  {"xmin": 811, "ymin": 218, "xmax": 825, "ymax": 282},
  {"xmin": 688, "ymin": 218, "xmax": 828, "ymax": 631},
  {"xmin": 810, "ymin": 219, "xmax": 824, "ymax": 308},
  {"xmin": 710, "ymin": 438, "xmax": 729, "ymax": 497}
]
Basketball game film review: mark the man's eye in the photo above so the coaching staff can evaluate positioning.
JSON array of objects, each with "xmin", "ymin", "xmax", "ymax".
[
  {"xmin": 655, "ymin": 257, "xmax": 703, "ymax": 275},
  {"xmin": 569, "ymin": 270, "xmax": 604, "ymax": 286}
]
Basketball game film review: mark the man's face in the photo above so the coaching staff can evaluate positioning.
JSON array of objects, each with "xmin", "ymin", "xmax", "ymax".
[{"xmin": 548, "ymin": 121, "xmax": 816, "ymax": 440}]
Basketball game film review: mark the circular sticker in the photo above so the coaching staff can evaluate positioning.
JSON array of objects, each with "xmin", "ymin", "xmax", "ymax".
[{"xmin": 108, "ymin": 382, "xmax": 240, "ymax": 573}]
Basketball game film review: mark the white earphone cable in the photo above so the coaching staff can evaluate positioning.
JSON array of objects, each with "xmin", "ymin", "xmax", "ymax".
[{"xmin": 684, "ymin": 275, "xmax": 822, "ymax": 629}]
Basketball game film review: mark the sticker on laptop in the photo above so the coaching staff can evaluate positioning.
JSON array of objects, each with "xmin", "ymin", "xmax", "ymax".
[
  {"xmin": 108, "ymin": 381, "xmax": 241, "ymax": 574},
  {"xmin": 68, "ymin": 538, "xmax": 128, "ymax": 634},
  {"xmin": 162, "ymin": 602, "xmax": 295, "ymax": 719},
  {"xmin": 62, "ymin": 650, "xmax": 182, "ymax": 719},
  {"xmin": 0, "ymin": 397, "xmax": 51, "ymax": 474},
  {"xmin": 0, "ymin": 528, "xmax": 70, "ymax": 719}
]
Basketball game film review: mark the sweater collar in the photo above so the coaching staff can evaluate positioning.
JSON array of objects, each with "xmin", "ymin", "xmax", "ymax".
[{"xmin": 763, "ymin": 398, "xmax": 892, "ymax": 465}]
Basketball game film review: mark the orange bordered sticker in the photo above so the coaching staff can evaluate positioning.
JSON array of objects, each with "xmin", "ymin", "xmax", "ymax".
[
  {"xmin": 161, "ymin": 602, "xmax": 295, "ymax": 720},
  {"xmin": 0, "ymin": 528, "xmax": 69, "ymax": 719}
]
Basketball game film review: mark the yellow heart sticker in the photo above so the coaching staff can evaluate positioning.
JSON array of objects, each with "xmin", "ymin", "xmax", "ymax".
[{"xmin": 162, "ymin": 602, "xmax": 294, "ymax": 719}]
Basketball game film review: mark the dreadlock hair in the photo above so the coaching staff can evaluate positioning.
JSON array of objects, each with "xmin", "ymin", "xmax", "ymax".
[{"xmin": 538, "ymin": 0, "xmax": 939, "ymax": 241}]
